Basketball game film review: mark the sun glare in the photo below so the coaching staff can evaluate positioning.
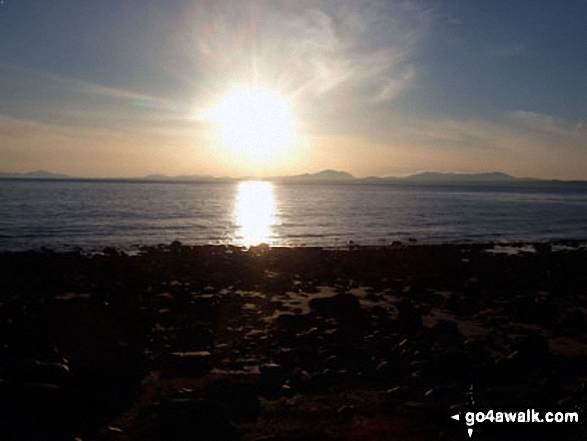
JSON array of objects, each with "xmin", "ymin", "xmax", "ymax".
[
  {"xmin": 204, "ymin": 88, "xmax": 296, "ymax": 163},
  {"xmin": 234, "ymin": 181, "xmax": 278, "ymax": 246}
]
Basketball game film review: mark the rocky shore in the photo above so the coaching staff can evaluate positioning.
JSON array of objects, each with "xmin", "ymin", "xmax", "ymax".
[{"xmin": 1, "ymin": 243, "xmax": 586, "ymax": 440}]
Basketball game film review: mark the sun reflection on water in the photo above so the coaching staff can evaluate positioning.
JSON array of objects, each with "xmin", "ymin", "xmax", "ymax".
[{"xmin": 234, "ymin": 181, "xmax": 278, "ymax": 246}]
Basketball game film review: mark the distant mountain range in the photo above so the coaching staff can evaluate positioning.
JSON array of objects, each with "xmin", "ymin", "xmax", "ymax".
[
  {"xmin": 0, "ymin": 170, "xmax": 221, "ymax": 182},
  {"xmin": 0, "ymin": 169, "xmax": 584, "ymax": 185},
  {"xmin": 139, "ymin": 173, "xmax": 218, "ymax": 182},
  {"xmin": 0, "ymin": 170, "xmax": 73, "ymax": 180},
  {"xmin": 272, "ymin": 169, "xmax": 355, "ymax": 182}
]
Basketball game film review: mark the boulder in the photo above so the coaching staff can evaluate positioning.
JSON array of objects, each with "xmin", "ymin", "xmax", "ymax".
[
  {"xmin": 205, "ymin": 378, "xmax": 260, "ymax": 423},
  {"xmin": 309, "ymin": 294, "xmax": 362, "ymax": 321},
  {"xmin": 143, "ymin": 398, "xmax": 239, "ymax": 441},
  {"xmin": 396, "ymin": 300, "xmax": 423, "ymax": 332},
  {"xmin": 160, "ymin": 351, "xmax": 211, "ymax": 378}
]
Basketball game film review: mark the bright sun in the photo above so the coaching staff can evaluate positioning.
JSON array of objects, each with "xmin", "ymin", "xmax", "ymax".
[{"xmin": 203, "ymin": 88, "xmax": 296, "ymax": 163}]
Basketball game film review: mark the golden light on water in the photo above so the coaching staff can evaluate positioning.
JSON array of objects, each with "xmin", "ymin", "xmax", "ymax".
[
  {"xmin": 202, "ymin": 87, "xmax": 296, "ymax": 164},
  {"xmin": 234, "ymin": 181, "xmax": 278, "ymax": 246}
]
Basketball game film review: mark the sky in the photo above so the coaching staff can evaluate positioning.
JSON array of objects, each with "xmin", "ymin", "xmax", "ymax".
[{"xmin": 1, "ymin": 0, "xmax": 586, "ymax": 179}]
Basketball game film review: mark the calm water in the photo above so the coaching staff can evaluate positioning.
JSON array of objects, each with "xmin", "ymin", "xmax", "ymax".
[{"xmin": 0, "ymin": 179, "xmax": 586, "ymax": 251}]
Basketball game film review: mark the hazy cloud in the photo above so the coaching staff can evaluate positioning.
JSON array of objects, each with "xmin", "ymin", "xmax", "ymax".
[
  {"xmin": 485, "ymin": 43, "xmax": 527, "ymax": 58},
  {"xmin": 0, "ymin": 113, "xmax": 212, "ymax": 177},
  {"xmin": 0, "ymin": 62, "xmax": 192, "ymax": 128},
  {"xmin": 378, "ymin": 110, "xmax": 587, "ymax": 178},
  {"xmin": 184, "ymin": 0, "xmax": 430, "ymax": 104},
  {"xmin": 509, "ymin": 110, "xmax": 587, "ymax": 139},
  {"xmin": 0, "ymin": 62, "xmax": 160, "ymax": 103},
  {"xmin": 402, "ymin": 110, "xmax": 586, "ymax": 151}
]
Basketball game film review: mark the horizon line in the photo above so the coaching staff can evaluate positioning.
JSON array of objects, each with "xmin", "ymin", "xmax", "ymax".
[{"xmin": 2, "ymin": 168, "xmax": 587, "ymax": 183}]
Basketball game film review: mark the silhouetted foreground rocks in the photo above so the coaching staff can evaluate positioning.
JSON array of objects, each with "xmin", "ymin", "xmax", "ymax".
[{"xmin": 0, "ymin": 243, "xmax": 586, "ymax": 440}]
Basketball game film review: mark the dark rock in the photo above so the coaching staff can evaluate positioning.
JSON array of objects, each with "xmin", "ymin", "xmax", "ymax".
[
  {"xmin": 303, "ymin": 369, "xmax": 349, "ymax": 393},
  {"xmin": 535, "ymin": 242, "xmax": 552, "ymax": 254},
  {"xmin": 429, "ymin": 319, "xmax": 463, "ymax": 345},
  {"xmin": 515, "ymin": 333, "xmax": 549, "ymax": 358},
  {"xmin": 386, "ymin": 385, "xmax": 410, "ymax": 399},
  {"xmin": 275, "ymin": 314, "xmax": 313, "ymax": 333},
  {"xmin": 423, "ymin": 384, "xmax": 458, "ymax": 402},
  {"xmin": 106, "ymin": 425, "xmax": 124, "ymax": 434},
  {"xmin": 0, "ymin": 359, "xmax": 70, "ymax": 384},
  {"xmin": 331, "ymin": 346, "xmax": 372, "ymax": 373},
  {"xmin": 485, "ymin": 348, "xmax": 548, "ymax": 386},
  {"xmin": 204, "ymin": 378, "xmax": 260, "ymax": 423},
  {"xmin": 309, "ymin": 293, "xmax": 362, "ymax": 321},
  {"xmin": 259, "ymin": 363, "xmax": 287, "ymax": 400},
  {"xmin": 512, "ymin": 295, "xmax": 556, "ymax": 326},
  {"xmin": 553, "ymin": 309, "xmax": 587, "ymax": 339},
  {"xmin": 463, "ymin": 337, "xmax": 494, "ymax": 364},
  {"xmin": 170, "ymin": 240, "xmax": 183, "ymax": 252},
  {"xmin": 287, "ymin": 367, "xmax": 312, "ymax": 390},
  {"xmin": 274, "ymin": 346, "xmax": 324, "ymax": 372},
  {"xmin": 336, "ymin": 405, "xmax": 355, "ymax": 420},
  {"xmin": 143, "ymin": 398, "xmax": 239, "ymax": 441},
  {"xmin": 395, "ymin": 300, "xmax": 423, "ymax": 331},
  {"xmin": 103, "ymin": 247, "xmax": 119, "ymax": 256},
  {"xmin": 374, "ymin": 356, "xmax": 407, "ymax": 379},
  {"xmin": 331, "ymin": 323, "xmax": 367, "ymax": 343},
  {"xmin": 308, "ymin": 294, "xmax": 368, "ymax": 343},
  {"xmin": 430, "ymin": 347, "xmax": 472, "ymax": 380},
  {"xmin": 28, "ymin": 279, "xmax": 146, "ymax": 387},
  {"xmin": 364, "ymin": 292, "xmax": 381, "ymax": 302},
  {"xmin": 173, "ymin": 326, "xmax": 214, "ymax": 351},
  {"xmin": 160, "ymin": 351, "xmax": 211, "ymax": 378}
]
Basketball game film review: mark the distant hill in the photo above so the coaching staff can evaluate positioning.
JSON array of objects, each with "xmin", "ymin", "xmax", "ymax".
[
  {"xmin": 0, "ymin": 171, "xmax": 225, "ymax": 182},
  {"xmin": 139, "ymin": 170, "xmax": 357, "ymax": 183},
  {"xmin": 1, "ymin": 169, "xmax": 583, "ymax": 185},
  {"xmin": 0, "ymin": 170, "xmax": 73, "ymax": 179},
  {"xmin": 139, "ymin": 174, "xmax": 219, "ymax": 182},
  {"xmin": 272, "ymin": 169, "xmax": 355, "ymax": 183},
  {"xmin": 357, "ymin": 171, "xmax": 543, "ymax": 186},
  {"xmin": 402, "ymin": 171, "xmax": 519, "ymax": 183},
  {"xmin": 272, "ymin": 170, "xmax": 523, "ymax": 185}
]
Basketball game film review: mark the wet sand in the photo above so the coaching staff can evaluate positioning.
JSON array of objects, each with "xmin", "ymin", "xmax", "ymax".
[{"xmin": 1, "ymin": 242, "xmax": 586, "ymax": 440}]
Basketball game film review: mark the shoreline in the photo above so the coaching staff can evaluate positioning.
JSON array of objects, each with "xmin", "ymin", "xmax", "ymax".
[
  {"xmin": 1, "ymin": 243, "xmax": 586, "ymax": 440},
  {"xmin": 2, "ymin": 237, "xmax": 587, "ymax": 255}
]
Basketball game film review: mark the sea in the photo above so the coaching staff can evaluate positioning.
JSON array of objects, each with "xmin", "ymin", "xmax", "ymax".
[{"xmin": 1, "ymin": 179, "xmax": 586, "ymax": 251}]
